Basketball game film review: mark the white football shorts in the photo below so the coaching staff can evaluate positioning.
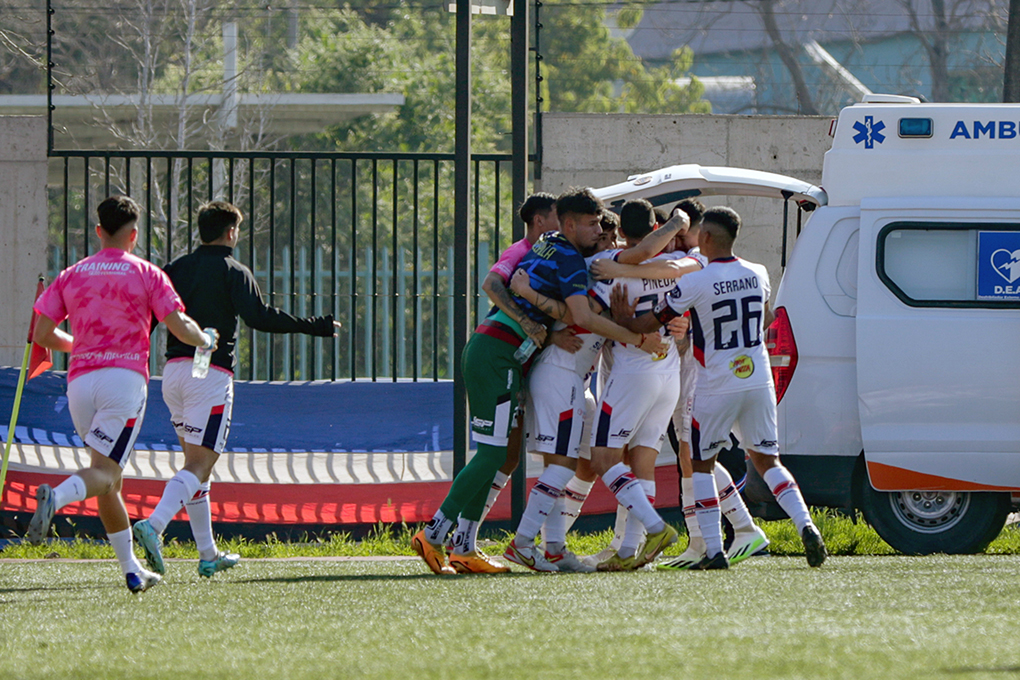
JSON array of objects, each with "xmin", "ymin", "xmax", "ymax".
[
  {"xmin": 591, "ymin": 371, "xmax": 680, "ymax": 450},
  {"xmin": 67, "ymin": 367, "xmax": 147, "ymax": 467},
  {"xmin": 525, "ymin": 361, "xmax": 585, "ymax": 458},
  {"xmin": 162, "ymin": 359, "xmax": 234, "ymax": 454},
  {"xmin": 692, "ymin": 385, "xmax": 779, "ymax": 461}
]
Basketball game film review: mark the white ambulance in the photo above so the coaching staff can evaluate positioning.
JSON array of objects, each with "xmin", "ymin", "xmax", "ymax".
[{"xmin": 593, "ymin": 95, "xmax": 1020, "ymax": 554}]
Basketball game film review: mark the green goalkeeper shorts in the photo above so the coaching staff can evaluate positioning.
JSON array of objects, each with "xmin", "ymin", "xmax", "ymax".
[{"xmin": 462, "ymin": 330, "xmax": 523, "ymax": 448}]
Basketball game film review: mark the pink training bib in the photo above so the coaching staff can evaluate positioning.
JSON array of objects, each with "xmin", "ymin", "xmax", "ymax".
[{"xmin": 35, "ymin": 248, "xmax": 184, "ymax": 382}]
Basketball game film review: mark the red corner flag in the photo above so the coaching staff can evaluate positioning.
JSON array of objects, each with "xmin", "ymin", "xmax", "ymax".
[{"xmin": 26, "ymin": 279, "xmax": 52, "ymax": 380}]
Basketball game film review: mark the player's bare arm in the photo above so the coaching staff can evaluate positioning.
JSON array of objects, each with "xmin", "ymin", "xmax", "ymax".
[
  {"xmin": 163, "ymin": 310, "xmax": 219, "ymax": 350},
  {"xmin": 614, "ymin": 210, "xmax": 690, "ymax": 265},
  {"xmin": 609, "ymin": 283, "xmax": 664, "ymax": 335},
  {"xmin": 590, "ymin": 256, "xmax": 701, "ymax": 282},
  {"xmin": 510, "ymin": 268, "xmax": 604, "ymax": 325},
  {"xmin": 482, "ymin": 271, "xmax": 547, "ymax": 345},
  {"xmin": 32, "ymin": 315, "xmax": 74, "ymax": 354},
  {"xmin": 565, "ymin": 294, "xmax": 664, "ymax": 355},
  {"xmin": 764, "ymin": 301, "xmax": 775, "ymax": 329}
]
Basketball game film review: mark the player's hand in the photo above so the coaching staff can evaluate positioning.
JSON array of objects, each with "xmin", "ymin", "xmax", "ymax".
[
  {"xmin": 666, "ymin": 315, "xmax": 689, "ymax": 337},
  {"xmin": 202, "ymin": 327, "xmax": 219, "ymax": 352},
  {"xmin": 510, "ymin": 269, "xmax": 531, "ymax": 296},
  {"xmin": 332, "ymin": 320, "xmax": 342, "ymax": 337},
  {"xmin": 521, "ymin": 317, "xmax": 548, "ymax": 347},
  {"xmin": 550, "ymin": 327, "xmax": 582, "ymax": 354},
  {"xmin": 589, "ymin": 258, "xmax": 625, "ymax": 281},
  {"xmin": 637, "ymin": 332, "xmax": 667, "ymax": 356},
  {"xmin": 609, "ymin": 283, "xmax": 635, "ymax": 324}
]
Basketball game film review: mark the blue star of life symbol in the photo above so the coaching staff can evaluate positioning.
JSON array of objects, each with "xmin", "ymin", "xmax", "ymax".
[{"xmin": 852, "ymin": 116, "xmax": 886, "ymax": 149}]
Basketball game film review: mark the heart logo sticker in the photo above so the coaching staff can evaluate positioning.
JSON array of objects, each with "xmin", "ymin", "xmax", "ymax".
[{"xmin": 991, "ymin": 248, "xmax": 1020, "ymax": 284}]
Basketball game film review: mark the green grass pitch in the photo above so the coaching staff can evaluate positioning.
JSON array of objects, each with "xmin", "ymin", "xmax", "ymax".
[{"xmin": 2, "ymin": 550, "xmax": 1020, "ymax": 680}]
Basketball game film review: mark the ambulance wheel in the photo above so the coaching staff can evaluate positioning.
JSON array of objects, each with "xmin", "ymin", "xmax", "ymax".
[{"xmin": 858, "ymin": 481, "xmax": 1010, "ymax": 555}]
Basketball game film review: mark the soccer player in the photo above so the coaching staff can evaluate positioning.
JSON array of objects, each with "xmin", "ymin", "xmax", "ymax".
[
  {"xmin": 593, "ymin": 201, "xmax": 770, "ymax": 569},
  {"xmin": 610, "ymin": 206, "xmax": 827, "ymax": 569},
  {"xmin": 412, "ymin": 187, "xmax": 664, "ymax": 575},
  {"xmin": 131, "ymin": 201, "xmax": 338, "ymax": 579},
  {"xmin": 27, "ymin": 195, "xmax": 215, "ymax": 593},
  {"xmin": 505, "ymin": 200, "xmax": 689, "ymax": 571}
]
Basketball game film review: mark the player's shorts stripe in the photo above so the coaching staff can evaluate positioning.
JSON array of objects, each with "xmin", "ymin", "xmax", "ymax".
[
  {"xmin": 690, "ymin": 417, "xmax": 705, "ymax": 461},
  {"xmin": 689, "ymin": 308, "xmax": 706, "ymax": 366},
  {"xmin": 108, "ymin": 417, "xmax": 137, "ymax": 465},
  {"xmin": 595, "ymin": 401, "xmax": 613, "ymax": 447},
  {"xmin": 202, "ymin": 407, "xmax": 224, "ymax": 450},
  {"xmin": 555, "ymin": 409, "xmax": 573, "ymax": 457}
]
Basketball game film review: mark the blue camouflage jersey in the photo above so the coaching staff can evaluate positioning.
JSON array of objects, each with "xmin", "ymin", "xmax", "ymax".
[{"xmin": 511, "ymin": 231, "xmax": 589, "ymax": 326}]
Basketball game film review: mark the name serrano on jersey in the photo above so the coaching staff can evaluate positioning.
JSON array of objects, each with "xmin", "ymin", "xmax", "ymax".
[{"xmin": 713, "ymin": 276, "xmax": 759, "ymax": 296}]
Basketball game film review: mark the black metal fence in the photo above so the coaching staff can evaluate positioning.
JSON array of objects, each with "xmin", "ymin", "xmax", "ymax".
[{"xmin": 47, "ymin": 150, "xmax": 519, "ymax": 382}]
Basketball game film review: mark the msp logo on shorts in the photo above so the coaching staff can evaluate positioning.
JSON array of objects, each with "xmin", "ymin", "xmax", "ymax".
[
  {"xmin": 471, "ymin": 417, "xmax": 493, "ymax": 431},
  {"xmin": 90, "ymin": 427, "xmax": 114, "ymax": 444},
  {"xmin": 729, "ymin": 355, "xmax": 754, "ymax": 379}
]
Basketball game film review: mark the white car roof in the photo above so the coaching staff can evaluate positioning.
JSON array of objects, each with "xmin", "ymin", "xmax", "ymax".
[{"xmin": 592, "ymin": 164, "xmax": 827, "ymax": 211}]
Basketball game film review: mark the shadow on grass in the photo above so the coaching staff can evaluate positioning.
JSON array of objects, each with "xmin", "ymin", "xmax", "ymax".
[{"xmin": 232, "ymin": 572, "xmax": 536, "ymax": 584}]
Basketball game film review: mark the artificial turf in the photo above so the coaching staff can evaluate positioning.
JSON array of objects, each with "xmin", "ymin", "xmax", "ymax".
[{"xmin": 2, "ymin": 552, "xmax": 1019, "ymax": 680}]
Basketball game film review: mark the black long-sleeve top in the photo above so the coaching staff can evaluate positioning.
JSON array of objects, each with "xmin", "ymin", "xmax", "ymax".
[{"xmin": 164, "ymin": 245, "xmax": 334, "ymax": 372}]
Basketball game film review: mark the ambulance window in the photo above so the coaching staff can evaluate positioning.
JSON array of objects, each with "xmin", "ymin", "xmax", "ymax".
[{"xmin": 877, "ymin": 223, "xmax": 1020, "ymax": 307}]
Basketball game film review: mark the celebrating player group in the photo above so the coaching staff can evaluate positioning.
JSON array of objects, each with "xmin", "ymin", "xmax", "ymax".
[
  {"xmin": 413, "ymin": 187, "xmax": 827, "ymax": 574},
  {"xmin": 24, "ymin": 187, "xmax": 826, "ymax": 591}
]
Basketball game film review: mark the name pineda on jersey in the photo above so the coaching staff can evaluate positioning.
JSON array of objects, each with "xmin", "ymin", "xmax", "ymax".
[{"xmin": 713, "ymin": 275, "xmax": 760, "ymax": 296}]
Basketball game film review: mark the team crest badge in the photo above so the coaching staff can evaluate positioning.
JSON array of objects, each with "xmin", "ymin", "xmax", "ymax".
[{"xmin": 729, "ymin": 355, "xmax": 754, "ymax": 379}]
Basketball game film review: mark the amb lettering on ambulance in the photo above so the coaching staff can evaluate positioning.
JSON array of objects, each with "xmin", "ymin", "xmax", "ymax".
[{"xmin": 592, "ymin": 95, "xmax": 1020, "ymax": 555}]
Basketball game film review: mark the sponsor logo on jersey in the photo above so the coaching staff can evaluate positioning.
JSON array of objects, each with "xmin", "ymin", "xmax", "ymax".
[
  {"xmin": 729, "ymin": 354, "xmax": 754, "ymax": 379},
  {"xmin": 535, "ymin": 434, "xmax": 555, "ymax": 442},
  {"xmin": 471, "ymin": 417, "xmax": 494, "ymax": 430},
  {"xmin": 90, "ymin": 427, "xmax": 114, "ymax": 444}
]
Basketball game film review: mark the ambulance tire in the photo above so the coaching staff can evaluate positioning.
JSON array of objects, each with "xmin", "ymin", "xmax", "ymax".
[{"xmin": 858, "ymin": 480, "xmax": 1010, "ymax": 555}]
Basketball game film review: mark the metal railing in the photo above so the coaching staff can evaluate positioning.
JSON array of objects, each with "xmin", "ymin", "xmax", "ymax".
[{"xmin": 47, "ymin": 150, "xmax": 519, "ymax": 382}]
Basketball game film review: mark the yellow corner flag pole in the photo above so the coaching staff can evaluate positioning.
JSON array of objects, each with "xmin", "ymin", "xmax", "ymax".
[{"xmin": 0, "ymin": 340, "xmax": 33, "ymax": 497}]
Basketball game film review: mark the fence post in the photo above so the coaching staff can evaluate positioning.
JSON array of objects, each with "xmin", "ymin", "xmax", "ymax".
[{"xmin": 452, "ymin": 0, "xmax": 472, "ymax": 476}]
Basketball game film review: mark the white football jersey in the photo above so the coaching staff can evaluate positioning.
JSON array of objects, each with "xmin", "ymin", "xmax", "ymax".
[
  {"xmin": 591, "ymin": 251, "xmax": 680, "ymax": 375},
  {"xmin": 654, "ymin": 256, "xmax": 772, "ymax": 395}
]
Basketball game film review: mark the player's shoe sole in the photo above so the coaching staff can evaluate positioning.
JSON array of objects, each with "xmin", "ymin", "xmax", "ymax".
[
  {"xmin": 596, "ymin": 551, "xmax": 636, "ymax": 572},
  {"xmin": 132, "ymin": 519, "xmax": 165, "ymax": 575},
  {"xmin": 26, "ymin": 484, "xmax": 55, "ymax": 545},
  {"xmin": 198, "ymin": 551, "xmax": 241, "ymax": 578},
  {"xmin": 696, "ymin": 552, "xmax": 730, "ymax": 570},
  {"xmin": 448, "ymin": 551, "xmax": 510, "ymax": 574},
  {"xmin": 412, "ymin": 530, "xmax": 456, "ymax": 575},
  {"xmin": 639, "ymin": 524, "xmax": 679, "ymax": 566},
  {"xmin": 801, "ymin": 525, "xmax": 828, "ymax": 568},
  {"xmin": 728, "ymin": 527, "xmax": 769, "ymax": 566},
  {"xmin": 126, "ymin": 569, "xmax": 162, "ymax": 593},
  {"xmin": 655, "ymin": 545, "xmax": 706, "ymax": 571},
  {"xmin": 503, "ymin": 541, "xmax": 558, "ymax": 572}
]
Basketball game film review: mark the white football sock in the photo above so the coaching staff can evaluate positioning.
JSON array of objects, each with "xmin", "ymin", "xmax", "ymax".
[
  {"xmin": 714, "ymin": 465, "xmax": 755, "ymax": 531},
  {"xmin": 451, "ymin": 517, "xmax": 479, "ymax": 555},
  {"xmin": 609, "ymin": 504, "xmax": 628, "ymax": 551},
  {"xmin": 52, "ymin": 475, "xmax": 87, "ymax": 510},
  {"xmin": 561, "ymin": 476, "xmax": 594, "ymax": 536},
  {"xmin": 479, "ymin": 470, "xmax": 510, "ymax": 523},
  {"xmin": 619, "ymin": 480, "xmax": 654, "ymax": 558},
  {"xmin": 424, "ymin": 509, "xmax": 454, "ymax": 545},
  {"xmin": 763, "ymin": 465, "xmax": 813, "ymax": 532},
  {"xmin": 515, "ymin": 464, "xmax": 574, "ymax": 544},
  {"xmin": 602, "ymin": 463, "xmax": 664, "ymax": 535},
  {"xmin": 542, "ymin": 495, "xmax": 567, "ymax": 556},
  {"xmin": 148, "ymin": 469, "xmax": 201, "ymax": 535},
  {"xmin": 681, "ymin": 476, "xmax": 701, "ymax": 539},
  {"xmin": 108, "ymin": 527, "xmax": 144, "ymax": 576},
  {"xmin": 185, "ymin": 482, "xmax": 218, "ymax": 562},
  {"xmin": 692, "ymin": 471, "xmax": 723, "ymax": 557}
]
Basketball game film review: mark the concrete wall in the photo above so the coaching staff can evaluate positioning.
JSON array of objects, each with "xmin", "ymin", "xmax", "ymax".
[
  {"xmin": 0, "ymin": 117, "xmax": 48, "ymax": 367},
  {"xmin": 540, "ymin": 113, "xmax": 832, "ymax": 289}
]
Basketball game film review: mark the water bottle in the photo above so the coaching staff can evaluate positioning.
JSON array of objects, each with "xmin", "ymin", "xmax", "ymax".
[
  {"xmin": 192, "ymin": 328, "xmax": 217, "ymax": 379},
  {"xmin": 514, "ymin": 336, "xmax": 538, "ymax": 363}
]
